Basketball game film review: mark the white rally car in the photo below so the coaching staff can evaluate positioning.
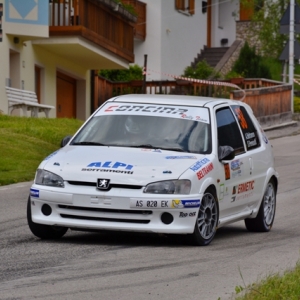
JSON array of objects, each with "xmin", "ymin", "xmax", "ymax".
[{"xmin": 27, "ymin": 94, "xmax": 278, "ymax": 246}]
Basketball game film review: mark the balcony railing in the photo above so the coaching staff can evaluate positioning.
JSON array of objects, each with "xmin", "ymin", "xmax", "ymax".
[
  {"xmin": 122, "ymin": 0, "xmax": 146, "ymax": 40},
  {"xmin": 49, "ymin": 0, "xmax": 139, "ymax": 62}
]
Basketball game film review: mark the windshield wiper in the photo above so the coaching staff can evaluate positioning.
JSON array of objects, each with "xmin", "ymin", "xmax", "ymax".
[
  {"xmin": 130, "ymin": 144, "xmax": 185, "ymax": 152},
  {"xmin": 158, "ymin": 147, "xmax": 185, "ymax": 152},
  {"xmin": 129, "ymin": 144, "xmax": 155, "ymax": 149},
  {"xmin": 72, "ymin": 142, "xmax": 106, "ymax": 146}
]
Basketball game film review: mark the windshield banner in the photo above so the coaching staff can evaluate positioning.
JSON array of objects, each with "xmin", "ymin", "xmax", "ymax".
[{"xmin": 96, "ymin": 102, "xmax": 210, "ymax": 123}]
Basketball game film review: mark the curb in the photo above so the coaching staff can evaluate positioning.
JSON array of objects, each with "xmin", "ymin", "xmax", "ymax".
[{"xmin": 262, "ymin": 120, "xmax": 299, "ymax": 132}]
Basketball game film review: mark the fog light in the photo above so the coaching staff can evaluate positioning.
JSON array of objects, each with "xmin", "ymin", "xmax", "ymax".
[
  {"xmin": 41, "ymin": 204, "xmax": 52, "ymax": 216},
  {"xmin": 161, "ymin": 212, "xmax": 173, "ymax": 225}
]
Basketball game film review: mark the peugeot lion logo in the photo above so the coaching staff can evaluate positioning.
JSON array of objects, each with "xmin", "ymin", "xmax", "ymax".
[{"xmin": 97, "ymin": 179, "xmax": 110, "ymax": 190}]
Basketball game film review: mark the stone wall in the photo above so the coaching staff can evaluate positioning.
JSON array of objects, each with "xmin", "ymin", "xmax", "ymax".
[{"xmin": 216, "ymin": 21, "xmax": 263, "ymax": 77}]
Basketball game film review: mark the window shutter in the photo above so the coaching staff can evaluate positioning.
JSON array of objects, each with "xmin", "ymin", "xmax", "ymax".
[
  {"xmin": 189, "ymin": 0, "xmax": 195, "ymax": 15},
  {"xmin": 175, "ymin": 0, "xmax": 185, "ymax": 10}
]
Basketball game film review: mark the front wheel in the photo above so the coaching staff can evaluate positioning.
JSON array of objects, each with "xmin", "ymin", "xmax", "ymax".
[
  {"xmin": 245, "ymin": 179, "xmax": 276, "ymax": 232},
  {"xmin": 190, "ymin": 191, "xmax": 219, "ymax": 246},
  {"xmin": 27, "ymin": 196, "xmax": 68, "ymax": 239}
]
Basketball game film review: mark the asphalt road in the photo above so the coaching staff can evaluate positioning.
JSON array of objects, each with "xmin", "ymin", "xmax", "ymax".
[{"xmin": 1, "ymin": 127, "xmax": 300, "ymax": 300}]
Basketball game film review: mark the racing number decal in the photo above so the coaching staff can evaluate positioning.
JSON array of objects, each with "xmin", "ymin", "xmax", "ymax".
[
  {"xmin": 224, "ymin": 163, "xmax": 230, "ymax": 180},
  {"xmin": 234, "ymin": 107, "xmax": 248, "ymax": 129}
]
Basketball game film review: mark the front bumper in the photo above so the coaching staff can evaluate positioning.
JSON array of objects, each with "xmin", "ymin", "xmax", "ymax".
[{"xmin": 29, "ymin": 184, "xmax": 202, "ymax": 234}]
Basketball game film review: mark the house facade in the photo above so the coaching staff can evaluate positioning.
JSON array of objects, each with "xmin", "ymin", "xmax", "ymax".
[
  {"xmin": 0, "ymin": 0, "xmax": 136, "ymax": 119},
  {"xmin": 133, "ymin": 0, "xmax": 239, "ymax": 81}
]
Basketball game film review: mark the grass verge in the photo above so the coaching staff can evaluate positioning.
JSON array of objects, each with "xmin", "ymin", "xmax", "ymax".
[
  {"xmin": 233, "ymin": 261, "xmax": 300, "ymax": 299},
  {"xmin": 0, "ymin": 115, "xmax": 83, "ymax": 186}
]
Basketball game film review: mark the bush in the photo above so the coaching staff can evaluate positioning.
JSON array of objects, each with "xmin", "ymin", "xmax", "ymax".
[
  {"xmin": 232, "ymin": 42, "xmax": 271, "ymax": 79},
  {"xmin": 99, "ymin": 64, "xmax": 143, "ymax": 82},
  {"xmin": 182, "ymin": 60, "xmax": 220, "ymax": 80}
]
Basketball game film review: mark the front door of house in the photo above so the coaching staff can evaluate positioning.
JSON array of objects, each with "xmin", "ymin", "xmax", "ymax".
[{"xmin": 56, "ymin": 72, "xmax": 76, "ymax": 118}]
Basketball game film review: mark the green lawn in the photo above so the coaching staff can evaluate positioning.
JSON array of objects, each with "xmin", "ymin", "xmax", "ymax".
[{"xmin": 0, "ymin": 115, "xmax": 83, "ymax": 186}]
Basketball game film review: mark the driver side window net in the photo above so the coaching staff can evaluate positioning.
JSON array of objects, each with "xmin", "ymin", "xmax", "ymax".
[{"xmin": 216, "ymin": 108, "xmax": 245, "ymax": 155}]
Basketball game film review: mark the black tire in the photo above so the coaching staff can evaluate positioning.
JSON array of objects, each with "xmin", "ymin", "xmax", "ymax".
[
  {"xmin": 190, "ymin": 190, "xmax": 219, "ymax": 246},
  {"xmin": 245, "ymin": 179, "xmax": 276, "ymax": 232},
  {"xmin": 27, "ymin": 196, "xmax": 68, "ymax": 239}
]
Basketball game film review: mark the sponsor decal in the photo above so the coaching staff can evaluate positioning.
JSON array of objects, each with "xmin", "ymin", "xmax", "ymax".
[
  {"xmin": 179, "ymin": 211, "xmax": 197, "ymax": 218},
  {"xmin": 142, "ymin": 149, "xmax": 162, "ymax": 153},
  {"xmin": 232, "ymin": 180, "xmax": 255, "ymax": 195},
  {"xmin": 30, "ymin": 188, "xmax": 39, "ymax": 198},
  {"xmin": 86, "ymin": 161, "xmax": 133, "ymax": 170},
  {"xmin": 196, "ymin": 162, "xmax": 214, "ymax": 180},
  {"xmin": 172, "ymin": 199, "xmax": 200, "ymax": 208},
  {"xmin": 83, "ymin": 161, "xmax": 134, "ymax": 173},
  {"xmin": 260, "ymin": 127, "xmax": 268, "ymax": 144},
  {"xmin": 190, "ymin": 158, "xmax": 210, "ymax": 172},
  {"xmin": 82, "ymin": 168, "xmax": 133, "ymax": 174},
  {"xmin": 97, "ymin": 103, "xmax": 210, "ymax": 123},
  {"xmin": 232, "ymin": 169, "xmax": 242, "ymax": 178},
  {"xmin": 234, "ymin": 107, "xmax": 248, "ymax": 129},
  {"xmin": 231, "ymin": 159, "xmax": 243, "ymax": 178},
  {"xmin": 231, "ymin": 159, "xmax": 241, "ymax": 171},
  {"xmin": 166, "ymin": 156, "xmax": 197, "ymax": 159},
  {"xmin": 163, "ymin": 170, "xmax": 172, "ymax": 174},
  {"xmin": 247, "ymin": 138, "xmax": 257, "ymax": 147},
  {"xmin": 44, "ymin": 151, "xmax": 58, "ymax": 161},
  {"xmin": 181, "ymin": 114, "xmax": 208, "ymax": 123},
  {"xmin": 245, "ymin": 132, "xmax": 255, "ymax": 140},
  {"xmin": 104, "ymin": 104, "xmax": 189, "ymax": 115},
  {"xmin": 224, "ymin": 163, "xmax": 230, "ymax": 180},
  {"xmin": 231, "ymin": 191, "xmax": 254, "ymax": 202}
]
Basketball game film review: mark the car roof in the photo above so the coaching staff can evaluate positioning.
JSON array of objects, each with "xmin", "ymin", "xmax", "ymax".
[{"xmin": 109, "ymin": 94, "xmax": 244, "ymax": 109}]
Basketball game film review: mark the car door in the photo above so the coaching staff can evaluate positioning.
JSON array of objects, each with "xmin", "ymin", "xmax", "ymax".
[
  {"xmin": 215, "ymin": 106, "xmax": 252, "ymax": 219},
  {"xmin": 231, "ymin": 104, "xmax": 266, "ymax": 209}
]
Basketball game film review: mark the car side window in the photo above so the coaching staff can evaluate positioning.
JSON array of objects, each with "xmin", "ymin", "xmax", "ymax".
[
  {"xmin": 231, "ymin": 105, "xmax": 260, "ymax": 150},
  {"xmin": 216, "ymin": 107, "xmax": 245, "ymax": 154}
]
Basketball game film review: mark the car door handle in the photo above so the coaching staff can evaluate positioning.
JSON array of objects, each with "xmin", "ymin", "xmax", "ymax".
[{"xmin": 249, "ymin": 157, "xmax": 253, "ymax": 173}]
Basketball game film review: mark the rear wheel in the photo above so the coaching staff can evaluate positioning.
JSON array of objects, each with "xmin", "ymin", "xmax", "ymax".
[
  {"xmin": 190, "ymin": 190, "xmax": 219, "ymax": 246},
  {"xmin": 27, "ymin": 196, "xmax": 68, "ymax": 239},
  {"xmin": 245, "ymin": 179, "xmax": 276, "ymax": 232}
]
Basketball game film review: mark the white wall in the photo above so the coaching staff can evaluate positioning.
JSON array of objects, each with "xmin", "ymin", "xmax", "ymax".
[
  {"xmin": 211, "ymin": 0, "xmax": 238, "ymax": 47},
  {"xmin": 133, "ymin": 0, "xmax": 239, "ymax": 81},
  {"xmin": 134, "ymin": 0, "xmax": 207, "ymax": 80}
]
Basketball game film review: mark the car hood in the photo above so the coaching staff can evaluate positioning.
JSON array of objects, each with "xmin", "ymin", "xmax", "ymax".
[{"xmin": 39, "ymin": 146, "xmax": 205, "ymax": 185}]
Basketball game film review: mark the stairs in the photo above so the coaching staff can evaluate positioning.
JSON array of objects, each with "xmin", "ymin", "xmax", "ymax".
[{"xmin": 191, "ymin": 46, "xmax": 229, "ymax": 68}]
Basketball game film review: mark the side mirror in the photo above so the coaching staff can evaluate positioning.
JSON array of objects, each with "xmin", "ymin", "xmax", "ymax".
[
  {"xmin": 60, "ymin": 135, "xmax": 72, "ymax": 147},
  {"xmin": 218, "ymin": 145, "xmax": 235, "ymax": 161}
]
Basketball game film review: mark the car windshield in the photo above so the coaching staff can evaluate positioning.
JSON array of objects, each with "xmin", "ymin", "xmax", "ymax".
[{"xmin": 71, "ymin": 103, "xmax": 211, "ymax": 154}]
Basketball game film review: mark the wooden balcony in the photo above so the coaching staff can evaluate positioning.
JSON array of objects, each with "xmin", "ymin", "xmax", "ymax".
[
  {"xmin": 122, "ymin": 0, "xmax": 146, "ymax": 40},
  {"xmin": 47, "ymin": 0, "xmax": 139, "ymax": 65}
]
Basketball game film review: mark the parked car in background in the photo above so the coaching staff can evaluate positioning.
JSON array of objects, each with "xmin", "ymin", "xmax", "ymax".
[{"xmin": 27, "ymin": 94, "xmax": 278, "ymax": 246}]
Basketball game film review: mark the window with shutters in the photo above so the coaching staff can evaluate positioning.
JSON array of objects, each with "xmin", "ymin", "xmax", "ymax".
[{"xmin": 175, "ymin": 0, "xmax": 195, "ymax": 15}]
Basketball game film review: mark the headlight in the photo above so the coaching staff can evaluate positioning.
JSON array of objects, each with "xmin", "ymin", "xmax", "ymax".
[
  {"xmin": 144, "ymin": 180, "xmax": 191, "ymax": 194},
  {"xmin": 35, "ymin": 169, "xmax": 64, "ymax": 187}
]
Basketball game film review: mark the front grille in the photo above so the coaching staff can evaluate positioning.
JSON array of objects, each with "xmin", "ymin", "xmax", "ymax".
[
  {"xmin": 60, "ymin": 214, "xmax": 150, "ymax": 224},
  {"xmin": 67, "ymin": 181, "xmax": 143, "ymax": 191},
  {"xmin": 58, "ymin": 205, "xmax": 152, "ymax": 224},
  {"xmin": 58, "ymin": 205, "xmax": 152, "ymax": 215}
]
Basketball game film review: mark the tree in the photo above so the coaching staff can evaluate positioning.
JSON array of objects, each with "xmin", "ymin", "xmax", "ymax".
[
  {"xmin": 232, "ymin": 41, "xmax": 271, "ymax": 78},
  {"xmin": 242, "ymin": 0, "xmax": 293, "ymax": 58}
]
